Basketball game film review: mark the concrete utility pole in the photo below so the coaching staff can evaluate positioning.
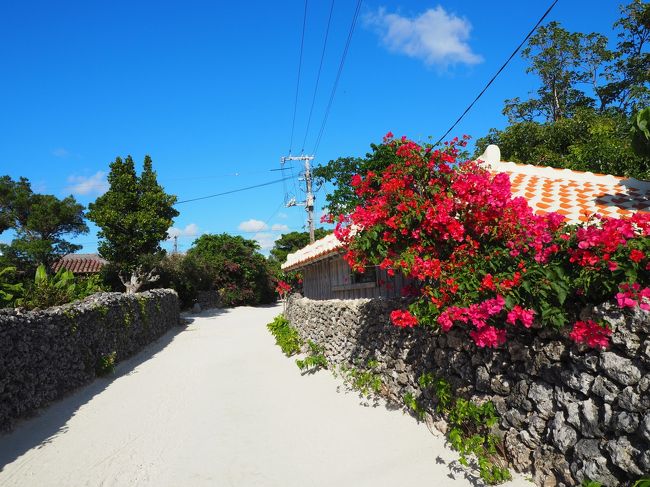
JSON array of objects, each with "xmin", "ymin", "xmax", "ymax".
[{"xmin": 281, "ymin": 154, "xmax": 315, "ymax": 243}]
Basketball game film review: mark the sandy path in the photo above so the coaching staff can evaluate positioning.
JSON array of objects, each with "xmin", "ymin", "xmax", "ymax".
[{"xmin": 0, "ymin": 304, "xmax": 531, "ymax": 487}]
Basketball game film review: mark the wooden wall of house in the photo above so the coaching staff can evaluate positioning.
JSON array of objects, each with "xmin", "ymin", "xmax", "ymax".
[{"xmin": 301, "ymin": 254, "xmax": 407, "ymax": 301}]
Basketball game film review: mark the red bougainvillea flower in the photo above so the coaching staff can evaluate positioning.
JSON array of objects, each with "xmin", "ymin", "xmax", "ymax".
[
  {"xmin": 569, "ymin": 320, "xmax": 612, "ymax": 349},
  {"xmin": 630, "ymin": 249, "xmax": 645, "ymax": 263},
  {"xmin": 275, "ymin": 280, "xmax": 292, "ymax": 297},
  {"xmin": 390, "ymin": 309, "xmax": 418, "ymax": 328}
]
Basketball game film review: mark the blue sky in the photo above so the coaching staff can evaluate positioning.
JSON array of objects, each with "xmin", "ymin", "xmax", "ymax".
[{"xmin": 0, "ymin": 1, "xmax": 625, "ymax": 254}]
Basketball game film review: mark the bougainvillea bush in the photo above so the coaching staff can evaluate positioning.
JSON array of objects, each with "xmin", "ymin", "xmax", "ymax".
[{"xmin": 333, "ymin": 134, "xmax": 650, "ymax": 349}]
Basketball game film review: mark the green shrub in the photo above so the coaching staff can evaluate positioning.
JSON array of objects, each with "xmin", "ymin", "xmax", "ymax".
[
  {"xmin": 17, "ymin": 265, "xmax": 104, "ymax": 309},
  {"xmin": 0, "ymin": 267, "xmax": 24, "ymax": 308}
]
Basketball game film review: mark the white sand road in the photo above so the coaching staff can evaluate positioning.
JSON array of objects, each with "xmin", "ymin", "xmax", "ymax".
[{"xmin": 0, "ymin": 304, "xmax": 532, "ymax": 487}]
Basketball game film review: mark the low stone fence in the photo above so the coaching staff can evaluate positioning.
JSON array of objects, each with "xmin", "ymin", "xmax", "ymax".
[
  {"xmin": 285, "ymin": 295, "xmax": 650, "ymax": 486},
  {"xmin": 0, "ymin": 289, "xmax": 180, "ymax": 431}
]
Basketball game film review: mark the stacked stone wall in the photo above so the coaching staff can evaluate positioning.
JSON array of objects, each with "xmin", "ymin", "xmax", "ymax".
[
  {"xmin": 0, "ymin": 289, "xmax": 180, "ymax": 431},
  {"xmin": 285, "ymin": 295, "xmax": 650, "ymax": 485}
]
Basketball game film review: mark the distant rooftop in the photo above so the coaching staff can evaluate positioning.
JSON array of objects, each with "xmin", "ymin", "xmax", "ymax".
[{"xmin": 52, "ymin": 253, "xmax": 108, "ymax": 274}]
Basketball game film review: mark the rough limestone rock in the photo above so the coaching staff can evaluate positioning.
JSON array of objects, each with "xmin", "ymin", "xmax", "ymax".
[
  {"xmin": 285, "ymin": 295, "xmax": 650, "ymax": 486},
  {"xmin": 600, "ymin": 352, "xmax": 642, "ymax": 386},
  {"xmin": 0, "ymin": 290, "xmax": 180, "ymax": 431}
]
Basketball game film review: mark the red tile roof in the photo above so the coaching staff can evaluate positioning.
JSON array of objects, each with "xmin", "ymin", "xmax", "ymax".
[{"xmin": 52, "ymin": 254, "xmax": 108, "ymax": 274}]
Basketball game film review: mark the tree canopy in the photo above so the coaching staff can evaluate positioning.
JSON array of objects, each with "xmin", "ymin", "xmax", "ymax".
[
  {"xmin": 188, "ymin": 233, "xmax": 275, "ymax": 306},
  {"xmin": 476, "ymin": 0, "xmax": 650, "ymax": 180},
  {"xmin": 87, "ymin": 155, "xmax": 178, "ymax": 293},
  {"xmin": 0, "ymin": 176, "xmax": 88, "ymax": 271},
  {"xmin": 313, "ymin": 137, "xmax": 408, "ymax": 216}
]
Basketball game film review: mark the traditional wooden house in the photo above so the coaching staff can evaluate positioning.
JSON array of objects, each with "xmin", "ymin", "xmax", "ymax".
[{"xmin": 282, "ymin": 145, "xmax": 650, "ymax": 301}]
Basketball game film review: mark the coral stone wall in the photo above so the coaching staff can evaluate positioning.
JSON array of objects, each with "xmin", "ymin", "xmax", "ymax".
[
  {"xmin": 285, "ymin": 295, "xmax": 650, "ymax": 486},
  {"xmin": 0, "ymin": 289, "xmax": 180, "ymax": 431}
]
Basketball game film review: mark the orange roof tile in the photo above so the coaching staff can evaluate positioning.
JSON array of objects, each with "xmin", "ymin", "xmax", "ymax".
[{"xmin": 51, "ymin": 254, "xmax": 108, "ymax": 274}]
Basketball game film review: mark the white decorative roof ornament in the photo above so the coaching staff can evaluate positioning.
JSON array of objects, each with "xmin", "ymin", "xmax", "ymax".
[{"xmin": 477, "ymin": 144, "xmax": 501, "ymax": 166}]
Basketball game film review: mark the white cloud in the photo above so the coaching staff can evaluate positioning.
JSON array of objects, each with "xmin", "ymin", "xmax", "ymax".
[
  {"xmin": 364, "ymin": 6, "xmax": 482, "ymax": 68},
  {"xmin": 238, "ymin": 219, "xmax": 268, "ymax": 232},
  {"xmin": 277, "ymin": 212, "xmax": 288, "ymax": 219},
  {"xmin": 52, "ymin": 148, "xmax": 70, "ymax": 158},
  {"xmin": 167, "ymin": 223, "xmax": 200, "ymax": 239},
  {"xmin": 65, "ymin": 171, "xmax": 109, "ymax": 196},
  {"xmin": 271, "ymin": 223, "xmax": 289, "ymax": 232},
  {"xmin": 253, "ymin": 232, "xmax": 279, "ymax": 251}
]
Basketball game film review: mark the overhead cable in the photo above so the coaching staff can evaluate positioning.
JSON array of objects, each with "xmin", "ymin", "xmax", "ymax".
[
  {"xmin": 312, "ymin": 0, "xmax": 363, "ymax": 155},
  {"xmin": 288, "ymin": 0, "xmax": 310, "ymax": 154},
  {"xmin": 300, "ymin": 0, "xmax": 336, "ymax": 153},
  {"xmin": 175, "ymin": 177, "xmax": 293, "ymax": 205},
  {"xmin": 433, "ymin": 0, "xmax": 560, "ymax": 146}
]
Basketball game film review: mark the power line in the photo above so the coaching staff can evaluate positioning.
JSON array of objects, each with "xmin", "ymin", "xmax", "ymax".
[
  {"xmin": 300, "ymin": 0, "xmax": 336, "ymax": 153},
  {"xmin": 289, "ymin": 0, "xmax": 310, "ymax": 154},
  {"xmin": 312, "ymin": 0, "xmax": 363, "ymax": 155},
  {"xmin": 175, "ymin": 177, "xmax": 293, "ymax": 205},
  {"xmin": 433, "ymin": 0, "xmax": 560, "ymax": 146}
]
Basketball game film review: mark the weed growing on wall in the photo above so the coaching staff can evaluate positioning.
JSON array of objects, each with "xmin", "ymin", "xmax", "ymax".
[
  {"xmin": 296, "ymin": 340, "xmax": 328, "ymax": 372},
  {"xmin": 96, "ymin": 351, "xmax": 117, "ymax": 376},
  {"xmin": 267, "ymin": 315, "xmax": 302, "ymax": 356},
  {"xmin": 334, "ymin": 359, "xmax": 383, "ymax": 398},
  {"xmin": 406, "ymin": 372, "xmax": 511, "ymax": 485}
]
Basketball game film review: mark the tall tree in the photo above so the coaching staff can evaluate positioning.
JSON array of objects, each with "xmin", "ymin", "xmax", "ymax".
[
  {"xmin": 604, "ymin": 0, "xmax": 650, "ymax": 112},
  {"xmin": 477, "ymin": 1, "xmax": 650, "ymax": 179},
  {"xmin": 503, "ymin": 22, "xmax": 604, "ymax": 123},
  {"xmin": 87, "ymin": 155, "xmax": 179, "ymax": 293},
  {"xmin": 0, "ymin": 176, "xmax": 88, "ymax": 271},
  {"xmin": 313, "ymin": 138, "xmax": 404, "ymax": 216}
]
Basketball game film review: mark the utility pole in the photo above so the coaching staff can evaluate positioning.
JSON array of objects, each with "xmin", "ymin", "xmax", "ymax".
[
  {"xmin": 173, "ymin": 235, "xmax": 178, "ymax": 254},
  {"xmin": 281, "ymin": 154, "xmax": 315, "ymax": 243}
]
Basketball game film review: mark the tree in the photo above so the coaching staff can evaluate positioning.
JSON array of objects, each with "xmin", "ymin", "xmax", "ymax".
[
  {"xmin": 503, "ymin": 22, "xmax": 607, "ymax": 123},
  {"xmin": 474, "ymin": 108, "xmax": 650, "ymax": 179},
  {"xmin": 0, "ymin": 176, "xmax": 88, "ymax": 271},
  {"xmin": 313, "ymin": 134, "xmax": 408, "ymax": 216},
  {"xmin": 477, "ymin": 1, "xmax": 650, "ymax": 179},
  {"xmin": 188, "ymin": 233, "xmax": 275, "ymax": 306},
  {"xmin": 603, "ymin": 0, "xmax": 650, "ymax": 112},
  {"xmin": 87, "ymin": 155, "xmax": 179, "ymax": 293}
]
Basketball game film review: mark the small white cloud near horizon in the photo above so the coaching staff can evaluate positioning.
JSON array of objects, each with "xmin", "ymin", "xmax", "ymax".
[
  {"xmin": 167, "ymin": 223, "xmax": 200, "ymax": 239},
  {"xmin": 65, "ymin": 171, "xmax": 109, "ymax": 196},
  {"xmin": 271, "ymin": 223, "xmax": 290, "ymax": 232},
  {"xmin": 364, "ymin": 6, "xmax": 482, "ymax": 68},
  {"xmin": 52, "ymin": 148, "xmax": 70, "ymax": 158},
  {"xmin": 253, "ymin": 232, "xmax": 279, "ymax": 251},
  {"xmin": 238, "ymin": 219, "xmax": 268, "ymax": 232}
]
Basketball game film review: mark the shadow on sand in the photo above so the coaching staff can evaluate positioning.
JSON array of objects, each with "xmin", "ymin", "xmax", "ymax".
[{"xmin": 0, "ymin": 323, "xmax": 189, "ymax": 472}]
